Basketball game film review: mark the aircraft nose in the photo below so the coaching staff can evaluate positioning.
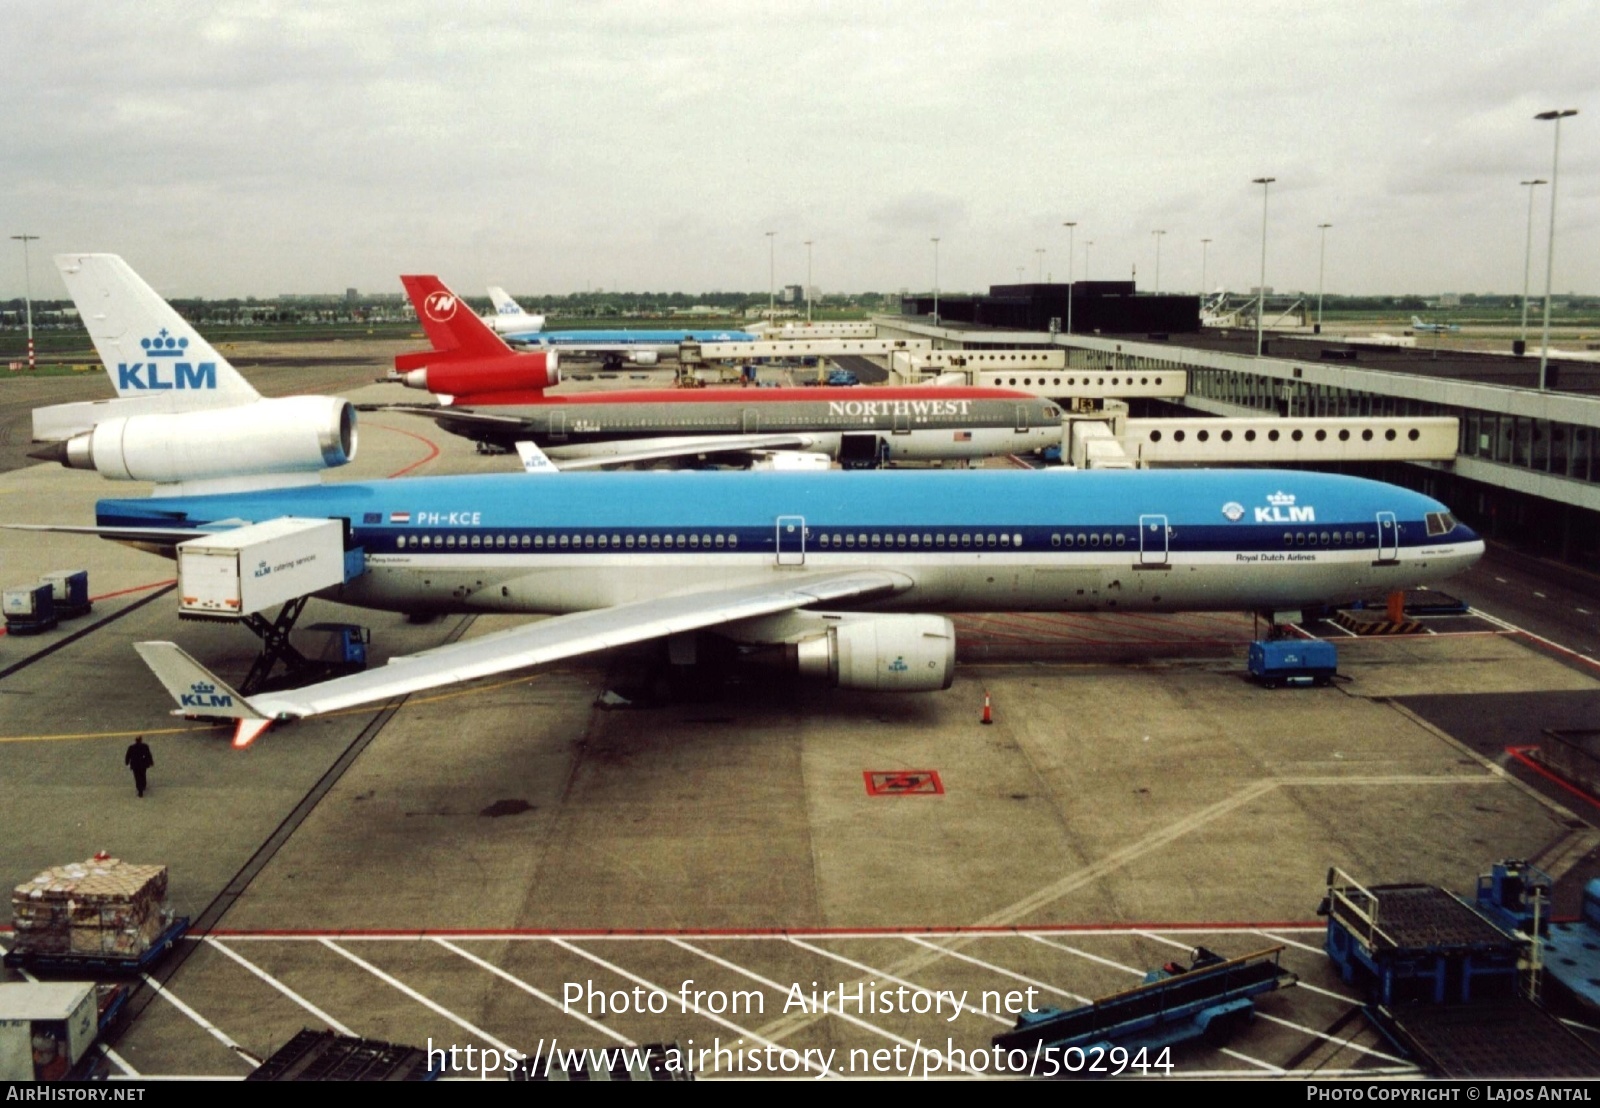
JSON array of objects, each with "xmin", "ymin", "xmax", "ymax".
[{"xmin": 1454, "ymin": 519, "xmax": 1481, "ymax": 544}]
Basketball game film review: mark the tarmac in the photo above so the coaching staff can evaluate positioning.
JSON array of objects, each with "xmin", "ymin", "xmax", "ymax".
[{"xmin": 1, "ymin": 348, "xmax": 1598, "ymax": 1080}]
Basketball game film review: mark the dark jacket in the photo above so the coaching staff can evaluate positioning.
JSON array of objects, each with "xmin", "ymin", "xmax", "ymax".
[{"xmin": 125, "ymin": 742, "xmax": 154, "ymax": 771}]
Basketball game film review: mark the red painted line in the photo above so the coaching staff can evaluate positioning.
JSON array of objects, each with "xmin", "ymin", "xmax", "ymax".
[
  {"xmin": 91, "ymin": 578, "xmax": 178, "ymax": 602},
  {"xmin": 1506, "ymin": 744, "xmax": 1600, "ymax": 812},
  {"xmin": 1511, "ymin": 630, "xmax": 1600, "ymax": 675},
  {"xmin": 182, "ymin": 919, "xmax": 1331, "ymax": 939},
  {"xmin": 368, "ymin": 421, "xmax": 441, "ymax": 478}
]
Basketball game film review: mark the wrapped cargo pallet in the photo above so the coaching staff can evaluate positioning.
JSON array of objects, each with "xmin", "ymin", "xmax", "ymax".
[{"xmin": 10, "ymin": 855, "xmax": 172, "ymax": 961}]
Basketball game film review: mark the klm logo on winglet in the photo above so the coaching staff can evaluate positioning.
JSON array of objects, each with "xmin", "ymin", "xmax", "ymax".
[
  {"xmin": 116, "ymin": 329, "xmax": 217, "ymax": 390},
  {"xmin": 1254, "ymin": 491, "xmax": 1316, "ymax": 523},
  {"xmin": 181, "ymin": 681, "xmax": 235, "ymax": 710}
]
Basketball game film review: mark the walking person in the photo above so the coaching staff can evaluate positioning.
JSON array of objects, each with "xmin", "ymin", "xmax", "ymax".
[{"xmin": 124, "ymin": 736, "xmax": 154, "ymax": 797}]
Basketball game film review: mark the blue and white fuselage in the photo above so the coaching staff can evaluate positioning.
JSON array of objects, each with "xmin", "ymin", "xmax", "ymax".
[
  {"xmin": 99, "ymin": 468, "xmax": 1482, "ymax": 618},
  {"xmin": 505, "ymin": 327, "xmax": 756, "ymax": 352}
]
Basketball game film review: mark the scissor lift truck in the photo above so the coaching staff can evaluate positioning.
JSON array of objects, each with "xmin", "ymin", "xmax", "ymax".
[{"xmin": 1321, "ymin": 865, "xmax": 1600, "ymax": 1077}]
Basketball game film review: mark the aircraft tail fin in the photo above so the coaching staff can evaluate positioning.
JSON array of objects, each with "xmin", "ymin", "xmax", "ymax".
[
  {"xmin": 55, "ymin": 255, "xmax": 260, "ymax": 406},
  {"xmin": 515, "ymin": 440, "xmax": 560, "ymax": 474},
  {"xmin": 133, "ymin": 642, "xmax": 274, "ymax": 748},
  {"xmin": 398, "ymin": 276, "xmax": 511, "ymax": 369},
  {"xmin": 487, "ymin": 287, "xmax": 524, "ymax": 318}
]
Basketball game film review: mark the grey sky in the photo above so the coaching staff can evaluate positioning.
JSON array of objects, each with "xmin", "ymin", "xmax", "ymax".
[{"xmin": 3, "ymin": 1, "xmax": 1596, "ymax": 300}]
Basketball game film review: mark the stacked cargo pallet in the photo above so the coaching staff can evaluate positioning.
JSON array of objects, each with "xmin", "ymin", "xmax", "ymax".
[{"xmin": 10, "ymin": 856, "xmax": 171, "ymax": 959}]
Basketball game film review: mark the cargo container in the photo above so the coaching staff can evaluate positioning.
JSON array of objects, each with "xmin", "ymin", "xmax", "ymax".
[
  {"xmin": 177, "ymin": 518, "xmax": 351, "ymax": 619},
  {"xmin": 3, "ymin": 584, "xmax": 57, "ymax": 634},
  {"xmin": 38, "ymin": 570, "xmax": 90, "ymax": 619}
]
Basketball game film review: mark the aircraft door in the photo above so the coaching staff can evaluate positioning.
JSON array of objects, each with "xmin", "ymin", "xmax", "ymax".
[
  {"xmin": 1376, "ymin": 511, "xmax": 1399, "ymax": 564},
  {"xmin": 892, "ymin": 409, "xmax": 911, "ymax": 434},
  {"xmin": 1016, "ymin": 405, "xmax": 1030, "ymax": 432},
  {"xmin": 1139, "ymin": 514, "xmax": 1169, "ymax": 566},
  {"xmin": 743, "ymin": 409, "xmax": 760, "ymax": 433},
  {"xmin": 549, "ymin": 410, "xmax": 567, "ymax": 440},
  {"xmin": 776, "ymin": 515, "xmax": 806, "ymax": 566}
]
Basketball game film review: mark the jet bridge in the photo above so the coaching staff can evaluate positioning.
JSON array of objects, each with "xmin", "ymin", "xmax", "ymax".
[
  {"xmin": 890, "ymin": 350, "xmax": 1188, "ymax": 401},
  {"xmin": 1062, "ymin": 414, "xmax": 1459, "ymax": 469}
]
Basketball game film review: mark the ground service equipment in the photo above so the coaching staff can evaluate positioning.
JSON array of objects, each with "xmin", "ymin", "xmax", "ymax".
[
  {"xmin": 1320, "ymin": 865, "xmax": 1600, "ymax": 1077},
  {"xmin": 1248, "ymin": 640, "xmax": 1337, "ymax": 687},
  {"xmin": 177, "ymin": 517, "xmax": 356, "ymax": 620},
  {"xmin": 992, "ymin": 946, "xmax": 1296, "ymax": 1067}
]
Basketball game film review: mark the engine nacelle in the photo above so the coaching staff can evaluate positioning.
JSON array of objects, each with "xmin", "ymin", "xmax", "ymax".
[
  {"xmin": 56, "ymin": 396, "xmax": 356, "ymax": 483},
  {"xmin": 629, "ymin": 350, "xmax": 660, "ymax": 367},
  {"xmin": 794, "ymin": 614, "xmax": 956, "ymax": 692},
  {"xmin": 397, "ymin": 350, "xmax": 560, "ymax": 396}
]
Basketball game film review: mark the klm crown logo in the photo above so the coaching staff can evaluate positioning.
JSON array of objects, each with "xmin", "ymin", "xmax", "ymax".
[
  {"xmin": 1267, "ymin": 491, "xmax": 1296, "ymax": 507},
  {"xmin": 117, "ymin": 329, "xmax": 217, "ymax": 391}
]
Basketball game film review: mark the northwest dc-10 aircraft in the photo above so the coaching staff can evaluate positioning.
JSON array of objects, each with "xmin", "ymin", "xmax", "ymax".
[
  {"xmin": 385, "ymin": 275, "xmax": 1064, "ymax": 468},
  {"xmin": 23, "ymin": 257, "xmax": 1483, "ymax": 749}
]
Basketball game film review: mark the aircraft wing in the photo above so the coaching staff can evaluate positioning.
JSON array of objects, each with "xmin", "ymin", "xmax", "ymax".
[
  {"xmin": 547, "ymin": 434, "xmax": 822, "ymax": 470},
  {"xmin": 135, "ymin": 569, "xmax": 910, "ymax": 746},
  {"xmin": 2, "ymin": 523, "xmax": 218, "ymax": 546}
]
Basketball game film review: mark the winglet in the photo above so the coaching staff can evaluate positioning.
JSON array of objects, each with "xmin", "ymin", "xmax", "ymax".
[
  {"xmin": 133, "ymin": 642, "xmax": 273, "ymax": 747},
  {"xmin": 515, "ymin": 441, "xmax": 560, "ymax": 474}
]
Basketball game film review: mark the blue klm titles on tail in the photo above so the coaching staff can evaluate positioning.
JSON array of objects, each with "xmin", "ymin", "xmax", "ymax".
[{"xmin": 116, "ymin": 329, "xmax": 218, "ymax": 391}]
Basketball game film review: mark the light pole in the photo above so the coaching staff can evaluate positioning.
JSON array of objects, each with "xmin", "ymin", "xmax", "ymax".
[
  {"xmin": 765, "ymin": 231, "xmax": 776, "ymax": 322},
  {"xmin": 10, "ymin": 234, "xmax": 39, "ymax": 371},
  {"xmin": 1316, "ymin": 223, "xmax": 1331, "ymax": 334},
  {"xmin": 931, "ymin": 236, "xmax": 940, "ymax": 325},
  {"xmin": 804, "ymin": 239, "xmax": 813, "ymax": 324},
  {"xmin": 1035, "ymin": 248, "xmax": 1046, "ymax": 282},
  {"xmin": 1200, "ymin": 238, "xmax": 1212, "ymax": 299},
  {"xmin": 1016, "ymin": 267, "xmax": 1024, "ymax": 283},
  {"xmin": 1151, "ymin": 230, "xmax": 1166, "ymax": 294},
  {"xmin": 1519, "ymin": 179, "xmax": 1547, "ymax": 355},
  {"xmin": 1536, "ymin": 109, "xmax": 1576, "ymax": 390},
  {"xmin": 1084, "ymin": 241, "xmax": 1093, "ymax": 282},
  {"xmin": 1252, "ymin": 177, "xmax": 1275, "ymax": 356},
  {"xmin": 1062, "ymin": 221, "xmax": 1077, "ymax": 335}
]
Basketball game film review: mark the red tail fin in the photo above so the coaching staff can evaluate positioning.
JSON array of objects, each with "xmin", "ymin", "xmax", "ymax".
[
  {"xmin": 395, "ymin": 275, "xmax": 558, "ymax": 397},
  {"xmin": 398, "ymin": 275, "xmax": 509, "ymax": 367}
]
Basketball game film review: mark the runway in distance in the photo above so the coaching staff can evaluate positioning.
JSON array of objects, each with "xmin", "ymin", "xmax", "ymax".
[
  {"xmin": 18, "ymin": 257, "xmax": 1483, "ymax": 749},
  {"xmin": 387, "ymin": 275, "xmax": 1065, "ymax": 469}
]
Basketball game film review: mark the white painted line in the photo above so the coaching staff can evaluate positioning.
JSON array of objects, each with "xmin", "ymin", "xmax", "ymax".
[
  {"xmin": 1218, "ymin": 1045, "xmax": 1285, "ymax": 1074},
  {"xmin": 671, "ymin": 937, "xmax": 972, "ymax": 1067},
  {"xmin": 1128, "ymin": 930, "xmax": 1198, "ymax": 954},
  {"xmin": 319, "ymin": 939, "xmax": 517, "ymax": 1056},
  {"xmin": 1470, "ymin": 607, "xmax": 1600, "ymax": 669},
  {"xmin": 1251, "ymin": 930, "xmax": 1326, "ymax": 955},
  {"xmin": 205, "ymin": 937, "xmax": 356, "ymax": 1036},
  {"xmin": 1025, "ymin": 934, "xmax": 1145, "ymax": 984},
  {"xmin": 140, "ymin": 970, "xmax": 255, "ymax": 1068},
  {"xmin": 550, "ymin": 937, "xmax": 837, "ymax": 1078},
  {"xmin": 1251, "ymin": 1011, "xmax": 1412, "ymax": 1065},
  {"xmin": 1326, "ymin": 620, "xmax": 1359, "ymax": 637},
  {"xmin": 101, "ymin": 1046, "xmax": 138, "ymax": 1077},
  {"xmin": 1578, "ymin": 608, "xmax": 1592, "ymax": 616},
  {"xmin": 900, "ymin": 936, "xmax": 1072, "ymax": 1017},
  {"xmin": 1535, "ymin": 592, "xmax": 1547, "ymax": 599},
  {"xmin": 432, "ymin": 938, "xmax": 630, "ymax": 1044}
]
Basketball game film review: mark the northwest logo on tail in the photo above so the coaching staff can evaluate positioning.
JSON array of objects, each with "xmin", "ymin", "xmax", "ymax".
[
  {"xmin": 117, "ymin": 329, "xmax": 218, "ymax": 390},
  {"xmin": 423, "ymin": 292, "xmax": 458, "ymax": 323}
]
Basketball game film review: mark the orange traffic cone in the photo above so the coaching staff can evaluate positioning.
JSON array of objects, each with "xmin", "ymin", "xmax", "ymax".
[{"xmin": 981, "ymin": 691, "xmax": 993, "ymax": 725}]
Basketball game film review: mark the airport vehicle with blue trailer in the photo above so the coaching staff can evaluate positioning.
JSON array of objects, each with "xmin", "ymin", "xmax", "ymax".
[
  {"xmin": 991, "ymin": 946, "xmax": 1296, "ymax": 1073},
  {"xmin": 1248, "ymin": 639, "xmax": 1337, "ymax": 688}
]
